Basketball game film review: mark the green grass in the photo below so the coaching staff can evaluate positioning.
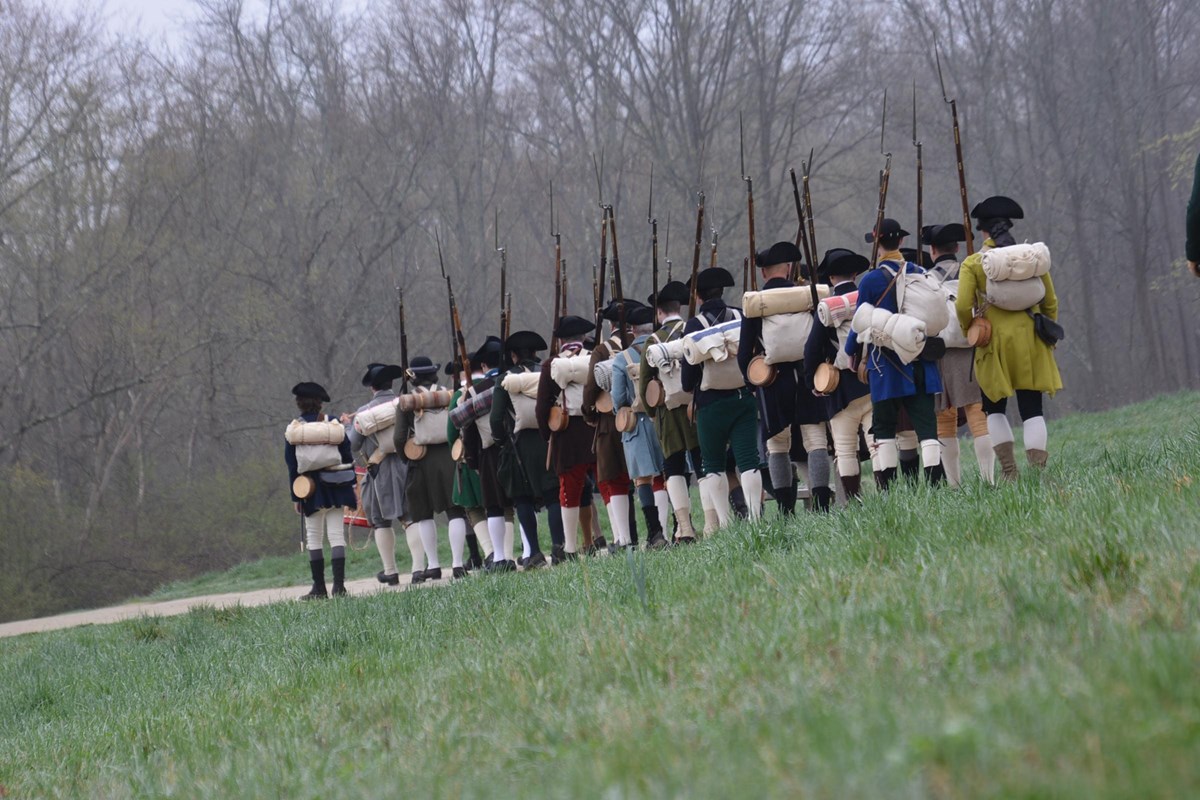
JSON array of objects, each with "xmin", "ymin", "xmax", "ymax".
[{"xmin": 2, "ymin": 393, "xmax": 1199, "ymax": 799}]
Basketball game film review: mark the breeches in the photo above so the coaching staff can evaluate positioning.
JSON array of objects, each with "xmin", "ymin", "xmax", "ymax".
[
  {"xmin": 558, "ymin": 462, "xmax": 594, "ymax": 508},
  {"xmin": 829, "ymin": 394, "xmax": 874, "ymax": 477},
  {"xmin": 305, "ymin": 508, "xmax": 346, "ymax": 551},
  {"xmin": 697, "ymin": 391, "xmax": 760, "ymax": 476},
  {"xmin": 872, "ymin": 393, "xmax": 937, "ymax": 442},
  {"xmin": 982, "ymin": 390, "xmax": 1043, "ymax": 421},
  {"xmin": 937, "ymin": 402, "xmax": 988, "ymax": 439}
]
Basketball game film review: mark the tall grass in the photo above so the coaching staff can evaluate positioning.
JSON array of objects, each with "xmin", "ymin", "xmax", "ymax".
[{"xmin": 1, "ymin": 393, "xmax": 1198, "ymax": 798}]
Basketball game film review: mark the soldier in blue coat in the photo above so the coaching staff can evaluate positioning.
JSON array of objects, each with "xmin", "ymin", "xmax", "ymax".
[{"xmin": 844, "ymin": 219, "xmax": 945, "ymax": 490}]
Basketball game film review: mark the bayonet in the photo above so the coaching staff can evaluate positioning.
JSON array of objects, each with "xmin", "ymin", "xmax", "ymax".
[
  {"xmin": 937, "ymin": 41, "xmax": 974, "ymax": 256},
  {"xmin": 740, "ymin": 112, "xmax": 758, "ymax": 292}
]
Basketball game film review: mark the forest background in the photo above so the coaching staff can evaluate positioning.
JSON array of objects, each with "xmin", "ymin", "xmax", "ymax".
[{"xmin": 1, "ymin": 0, "xmax": 1197, "ymax": 621}]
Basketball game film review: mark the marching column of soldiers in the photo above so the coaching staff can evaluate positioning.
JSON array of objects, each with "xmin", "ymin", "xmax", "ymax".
[{"xmin": 283, "ymin": 186, "xmax": 1063, "ymax": 598}]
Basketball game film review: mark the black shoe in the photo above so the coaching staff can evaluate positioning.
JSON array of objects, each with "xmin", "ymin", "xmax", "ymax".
[
  {"xmin": 673, "ymin": 535, "xmax": 697, "ymax": 545},
  {"xmin": 812, "ymin": 486, "xmax": 834, "ymax": 513},
  {"xmin": 551, "ymin": 544, "xmax": 566, "ymax": 564},
  {"xmin": 490, "ymin": 559, "xmax": 516, "ymax": 573},
  {"xmin": 452, "ymin": 566, "xmax": 469, "ymax": 579},
  {"xmin": 422, "ymin": 567, "xmax": 443, "ymax": 581},
  {"xmin": 774, "ymin": 485, "xmax": 797, "ymax": 516},
  {"xmin": 586, "ymin": 536, "xmax": 608, "ymax": 555},
  {"xmin": 646, "ymin": 532, "xmax": 669, "ymax": 550},
  {"xmin": 524, "ymin": 552, "xmax": 548, "ymax": 570},
  {"xmin": 484, "ymin": 553, "xmax": 495, "ymax": 568},
  {"xmin": 331, "ymin": 557, "xmax": 347, "ymax": 596},
  {"xmin": 300, "ymin": 587, "xmax": 328, "ymax": 600},
  {"xmin": 410, "ymin": 570, "xmax": 426, "ymax": 585},
  {"xmin": 377, "ymin": 570, "xmax": 400, "ymax": 586}
]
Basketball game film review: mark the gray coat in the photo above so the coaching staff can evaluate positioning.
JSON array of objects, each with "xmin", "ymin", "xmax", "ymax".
[{"xmin": 348, "ymin": 389, "xmax": 409, "ymax": 526}]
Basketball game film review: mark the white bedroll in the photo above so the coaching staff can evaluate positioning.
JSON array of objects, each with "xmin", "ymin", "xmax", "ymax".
[
  {"xmin": 501, "ymin": 370, "xmax": 541, "ymax": 432},
  {"xmin": 882, "ymin": 262, "xmax": 950, "ymax": 337},
  {"xmin": 851, "ymin": 303, "xmax": 927, "ymax": 365},
  {"xmin": 683, "ymin": 319, "xmax": 745, "ymax": 391},
  {"xmin": 550, "ymin": 352, "xmax": 590, "ymax": 416},
  {"xmin": 741, "ymin": 285, "xmax": 830, "ymax": 318},
  {"xmin": 644, "ymin": 338, "xmax": 691, "ymax": 409},
  {"xmin": 817, "ymin": 291, "xmax": 858, "ymax": 328},
  {"xmin": 287, "ymin": 417, "xmax": 345, "ymax": 473},
  {"xmin": 980, "ymin": 242, "xmax": 1051, "ymax": 312}
]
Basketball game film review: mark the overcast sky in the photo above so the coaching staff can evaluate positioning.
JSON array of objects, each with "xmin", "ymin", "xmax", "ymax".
[{"xmin": 92, "ymin": 0, "xmax": 369, "ymax": 46}]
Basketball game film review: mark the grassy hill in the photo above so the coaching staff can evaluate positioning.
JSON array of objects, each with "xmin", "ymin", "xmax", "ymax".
[{"xmin": 2, "ymin": 393, "xmax": 1198, "ymax": 798}]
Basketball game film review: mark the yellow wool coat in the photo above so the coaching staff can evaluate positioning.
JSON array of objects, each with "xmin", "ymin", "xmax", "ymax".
[{"xmin": 954, "ymin": 240, "xmax": 1064, "ymax": 401}]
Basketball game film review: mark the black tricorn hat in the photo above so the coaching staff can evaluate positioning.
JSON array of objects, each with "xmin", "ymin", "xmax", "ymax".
[
  {"xmin": 755, "ymin": 241, "xmax": 804, "ymax": 268},
  {"xmin": 817, "ymin": 248, "xmax": 870, "ymax": 280},
  {"xmin": 648, "ymin": 280, "xmax": 689, "ymax": 307},
  {"xmin": 626, "ymin": 304, "xmax": 655, "ymax": 326},
  {"xmin": 408, "ymin": 356, "xmax": 440, "ymax": 376},
  {"xmin": 505, "ymin": 330, "xmax": 548, "ymax": 353},
  {"xmin": 292, "ymin": 382, "xmax": 330, "ymax": 402},
  {"xmin": 474, "ymin": 336, "xmax": 503, "ymax": 367},
  {"xmin": 555, "ymin": 314, "xmax": 594, "ymax": 339},
  {"xmin": 362, "ymin": 363, "xmax": 404, "ymax": 387},
  {"xmin": 901, "ymin": 248, "xmax": 935, "ymax": 270},
  {"xmin": 444, "ymin": 358, "xmax": 467, "ymax": 376},
  {"xmin": 600, "ymin": 299, "xmax": 646, "ymax": 323},
  {"xmin": 971, "ymin": 195, "xmax": 1024, "ymax": 220},
  {"xmin": 690, "ymin": 267, "xmax": 735, "ymax": 293},
  {"xmin": 920, "ymin": 223, "xmax": 967, "ymax": 247},
  {"xmin": 865, "ymin": 218, "xmax": 910, "ymax": 243}
]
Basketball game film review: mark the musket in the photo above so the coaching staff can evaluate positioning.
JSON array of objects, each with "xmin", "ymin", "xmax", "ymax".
[
  {"xmin": 869, "ymin": 90, "xmax": 894, "ymax": 267},
  {"xmin": 709, "ymin": 224, "xmax": 719, "ymax": 270},
  {"xmin": 608, "ymin": 207, "xmax": 629, "ymax": 348},
  {"xmin": 648, "ymin": 164, "xmax": 659, "ymax": 306},
  {"xmin": 561, "ymin": 258, "xmax": 569, "ymax": 316},
  {"xmin": 789, "ymin": 167, "xmax": 813, "ymax": 284},
  {"xmin": 802, "ymin": 150, "xmax": 818, "ymax": 273},
  {"xmin": 790, "ymin": 167, "xmax": 818, "ymax": 308},
  {"xmin": 550, "ymin": 180, "xmax": 563, "ymax": 352},
  {"xmin": 592, "ymin": 262, "xmax": 600, "ymax": 318},
  {"xmin": 664, "ymin": 211, "xmax": 673, "ymax": 282},
  {"xmin": 396, "ymin": 284, "xmax": 410, "ymax": 394},
  {"xmin": 495, "ymin": 208, "xmax": 510, "ymax": 342},
  {"xmin": 937, "ymin": 42, "xmax": 974, "ymax": 256},
  {"xmin": 436, "ymin": 229, "xmax": 473, "ymax": 389},
  {"xmin": 687, "ymin": 191, "xmax": 706, "ymax": 319},
  {"xmin": 739, "ymin": 113, "xmax": 758, "ymax": 292},
  {"xmin": 592, "ymin": 152, "xmax": 610, "ymax": 343},
  {"xmin": 913, "ymin": 80, "xmax": 924, "ymax": 268}
]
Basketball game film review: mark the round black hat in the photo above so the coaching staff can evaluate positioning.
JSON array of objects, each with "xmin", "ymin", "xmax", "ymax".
[
  {"xmin": 648, "ymin": 280, "xmax": 689, "ymax": 307},
  {"xmin": 755, "ymin": 241, "xmax": 804, "ymax": 268},
  {"xmin": 691, "ymin": 267, "xmax": 735, "ymax": 293},
  {"xmin": 555, "ymin": 315, "xmax": 594, "ymax": 339},
  {"xmin": 920, "ymin": 223, "xmax": 967, "ymax": 247},
  {"xmin": 970, "ymin": 196, "xmax": 1024, "ymax": 220},
  {"xmin": 626, "ymin": 305, "xmax": 655, "ymax": 326},
  {"xmin": 408, "ymin": 356, "xmax": 440, "ymax": 375},
  {"xmin": 291, "ymin": 382, "xmax": 330, "ymax": 402},
  {"xmin": 505, "ymin": 330, "xmax": 548, "ymax": 353},
  {"xmin": 817, "ymin": 248, "xmax": 870, "ymax": 280},
  {"xmin": 361, "ymin": 363, "xmax": 404, "ymax": 387},
  {"xmin": 600, "ymin": 299, "xmax": 646, "ymax": 323},
  {"xmin": 867, "ymin": 218, "xmax": 910, "ymax": 243},
  {"xmin": 474, "ymin": 336, "xmax": 503, "ymax": 367}
]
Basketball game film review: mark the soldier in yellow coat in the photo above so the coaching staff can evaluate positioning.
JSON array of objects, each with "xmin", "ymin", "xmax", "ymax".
[{"xmin": 955, "ymin": 195, "xmax": 1063, "ymax": 479}]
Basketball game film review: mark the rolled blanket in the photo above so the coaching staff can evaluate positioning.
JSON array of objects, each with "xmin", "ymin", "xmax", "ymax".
[
  {"xmin": 397, "ymin": 389, "xmax": 453, "ymax": 412},
  {"xmin": 593, "ymin": 358, "xmax": 614, "ymax": 393},
  {"xmin": 645, "ymin": 338, "xmax": 688, "ymax": 372},
  {"xmin": 501, "ymin": 371, "xmax": 542, "ymax": 398},
  {"xmin": 285, "ymin": 419, "xmax": 345, "ymax": 446},
  {"xmin": 449, "ymin": 386, "xmax": 496, "ymax": 429},
  {"xmin": 353, "ymin": 399, "xmax": 398, "ymax": 436},
  {"xmin": 981, "ymin": 242, "xmax": 1051, "ymax": 282},
  {"xmin": 817, "ymin": 291, "xmax": 858, "ymax": 328},
  {"xmin": 851, "ymin": 302, "xmax": 927, "ymax": 365},
  {"xmin": 682, "ymin": 320, "xmax": 741, "ymax": 365},
  {"xmin": 550, "ymin": 353, "xmax": 592, "ymax": 388},
  {"xmin": 741, "ymin": 285, "xmax": 831, "ymax": 318}
]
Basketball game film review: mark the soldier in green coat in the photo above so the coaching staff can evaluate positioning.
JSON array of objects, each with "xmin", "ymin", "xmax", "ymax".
[
  {"xmin": 446, "ymin": 357, "xmax": 489, "ymax": 569},
  {"xmin": 955, "ymin": 195, "xmax": 1062, "ymax": 479}
]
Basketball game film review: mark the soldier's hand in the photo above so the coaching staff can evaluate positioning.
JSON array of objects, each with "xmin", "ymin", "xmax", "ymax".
[
  {"xmin": 1189, "ymin": 260, "xmax": 1200, "ymax": 278},
  {"xmin": 294, "ymin": 502, "xmax": 303, "ymax": 515},
  {"xmin": 339, "ymin": 412, "xmax": 353, "ymax": 424}
]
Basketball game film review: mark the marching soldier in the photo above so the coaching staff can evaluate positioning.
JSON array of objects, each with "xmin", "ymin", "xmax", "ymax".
[
  {"xmin": 737, "ymin": 241, "xmax": 834, "ymax": 514},
  {"xmin": 681, "ymin": 266, "xmax": 762, "ymax": 522},
  {"xmin": 491, "ymin": 330, "xmax": 561, "ymax": 569},
  {"xmin": 639, "ymin": 280, "xmax": 703, "ymax": 541},
  {"xmin": 584, "ymin": 301, "xmax": 635, "ymax": 550},
  {"xmin": 285, "ymin": 382, "xmax": 356, "ymax": 599},
  {"xmin": 611, "ymin": 303, "xmax": 670, "ymax": 547},
  {"xmin": 393, "ymin": 356, "xmax": 468, "ymax": 580},
  {"xmin": 446, "ymin": 355, "xmax": 491, "ymax": 570},
  {"xmin": 845, "ymin": 220, "xmax": 945, "ymax": 490},
  {"xmin": 923, "ymin": 223, "xmax": 995, "ymax": 485},
  {"xmin": 345, "ymin": 363, "xmax": 413, "ymax": 586},
  {"xmin": 955, "ymin": 196, "xmax": 1062, "ymax": 477},
  {"xmin": 803, "ymin": 248, "xmax": 878, "ymax": 498},
  {"xmin": 536, "ymin": 315, "xmax": 598, "ymax": 562}
]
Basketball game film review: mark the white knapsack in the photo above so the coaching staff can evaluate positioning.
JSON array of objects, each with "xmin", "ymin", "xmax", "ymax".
[{"xmin": 881, "ymin": 261, "xmax": 950, "ymax": 337}]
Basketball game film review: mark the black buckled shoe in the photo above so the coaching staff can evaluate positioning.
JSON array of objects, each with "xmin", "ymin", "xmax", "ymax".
[
  {"xmin": 452, "ymin": 566, "xmax": 469, "ymax": 579},
  {"xmin": 377, "ymin": 570, "xmax": 400, "ymax": 586},
  {"xmin": 524, "ymin": 552, "xmax": 548, "ymax": 570},
  {"xmin": 422, "ymin": 567, "xmax": 443, "ymax": 581},
  {"xmin": 551, "ymin": 544, "xmax": 566, "ymax": 564},
  {"xmin": 410, "ymin": 570, "xmax": 426, "ymax": 585}
]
